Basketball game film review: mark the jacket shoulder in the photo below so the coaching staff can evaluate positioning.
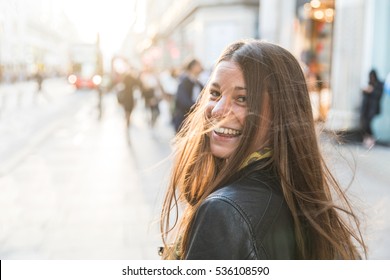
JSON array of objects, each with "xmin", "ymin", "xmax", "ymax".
[
  {"xmin": 185, "ymin": 195, "xmax": 255, "ymax": 259},
  {"xmin": 209, "ymin": 173, "xmax": 296, "ymax": 259}
]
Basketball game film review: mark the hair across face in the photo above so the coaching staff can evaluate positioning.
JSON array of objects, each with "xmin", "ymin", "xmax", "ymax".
[{"xmin": 205, "ymin": 60, "xmax": 248, "ymax": 159}]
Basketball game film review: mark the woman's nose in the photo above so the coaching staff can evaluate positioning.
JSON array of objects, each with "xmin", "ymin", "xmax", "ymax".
[{"xmin": 211, "ymin": 97, "xmax": 230, "ymax": 118}]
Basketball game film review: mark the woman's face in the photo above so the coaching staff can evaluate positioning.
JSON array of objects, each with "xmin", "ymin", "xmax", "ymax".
[{"xmin": 206, "ymin": 61, "xmax": 248, "ymax": 159}]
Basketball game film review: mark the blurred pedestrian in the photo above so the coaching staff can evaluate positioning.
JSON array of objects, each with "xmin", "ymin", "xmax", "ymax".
[
  {"xmin": 159, "ymin": 67, "xmax": 179, "ymax": 119},
  {"xmin": 140, "ymin": 67, "xmax": 162, "ymax": 127},
  {"xmin": 117, "ymin": 69, "xmax": 141, "ymax": 130},
  {"xmin": 361, "ymin": 69, "xmax": 384, "ymax": 148},
  {"xmin": 34, "ymin": 70, "xmax": 49, "ymax": 102},
  {"xmin": 160, "ymin": 39, "xmax": 366, "ymax": 260},
  {"xmin": 172, "ymin": 58, "xmax": 204, "ymax": 133}
]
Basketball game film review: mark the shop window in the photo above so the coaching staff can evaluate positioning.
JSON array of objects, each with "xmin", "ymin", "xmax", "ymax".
[{"xmin": 295, "ymin": 0, "xmax": 335, "ymax": 121}]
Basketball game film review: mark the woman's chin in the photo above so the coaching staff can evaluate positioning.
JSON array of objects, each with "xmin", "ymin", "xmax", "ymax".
[{"xmin": 210, "ymin": 146, "xmax": 235, "ymax": 159}]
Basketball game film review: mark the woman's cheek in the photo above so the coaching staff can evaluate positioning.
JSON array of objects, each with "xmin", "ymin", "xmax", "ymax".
[
  {"xmin": 205, "ymin": 102, "xmax": 214, "ymax": 118},
  {"xmin": 235, "ymin": 107, "xmax": 249, "ymax": 126}
]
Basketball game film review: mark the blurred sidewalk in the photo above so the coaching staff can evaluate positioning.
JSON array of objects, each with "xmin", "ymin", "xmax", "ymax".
[
  {"xmin": 0, "ymin": 78, "xmax": 90, "ymax": 176},
  {"xmin": 0, "ymin": 91, "xmax": 174, "ymax": 259},
  {"xmin": 321, "ymin": 133, "xmax": 390, "ymax": 259},
  {"xmin": 0, "ymin": 78, "xmax": 74, "ymax": 116}
]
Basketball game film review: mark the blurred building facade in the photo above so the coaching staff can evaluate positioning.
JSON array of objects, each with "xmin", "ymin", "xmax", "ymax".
[
  {"xmin": 139, "ymin": 0, "xmax": 259, "ymax": 70},
  {"xmin": 137, "ymin": 0, "xmax": 390, "ymax": 139},
  {"xmin": 0, "ymin": 0, "xmax": 77, "ymax": 82}
]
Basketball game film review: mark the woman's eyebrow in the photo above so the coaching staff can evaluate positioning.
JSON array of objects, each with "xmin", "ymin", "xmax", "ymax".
[
  {"xmin": 210, "ymin": 82, "xmax": 220, "ymax": 88},
  {"xmin": 234, "ymin": 86, "xmax": 247, "ymax": 91},
  {"xmin": 210, "ymin": 82, "xmax": 246, "ymax": 91}
]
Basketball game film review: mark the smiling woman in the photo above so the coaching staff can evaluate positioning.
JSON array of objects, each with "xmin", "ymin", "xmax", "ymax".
[{"xmin": 160, "ymin": 39, "xmax": 367, "ymax": 260}]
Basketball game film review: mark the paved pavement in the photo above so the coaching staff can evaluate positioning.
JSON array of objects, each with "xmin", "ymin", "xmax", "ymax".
[
  {"xmin": 0, "ymin": 80, "xmax": 389, "ymax": 259},
  {"xmin": 323, "ymin": 139, "xmax": 390, "ymax": 259}
]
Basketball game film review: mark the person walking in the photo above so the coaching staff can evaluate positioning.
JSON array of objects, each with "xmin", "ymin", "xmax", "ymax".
[
  {"xmin": 361, "ymin": 69, "xmax": 384, "ymax": 148},
  {"xmin": 117, "ymin": 70, "xmax": 141, "ymax": 130},
  {"xmin": 172, "ymin": 58, "xmax": 204, "ymax": 132},
  {"xmin": 34, "ymin": 70, "xmax": 49, "ymax": 102},
  {"xmin": 159, "ymin": 67, "xmax": 179, "ymax": 120},
  {"xmin": 160, "ymin": 39, "xmax": 367, "ymax": 260},
  {"xmin": 140, "ymin": 67, "xmax": 162, "ymax": 127}
]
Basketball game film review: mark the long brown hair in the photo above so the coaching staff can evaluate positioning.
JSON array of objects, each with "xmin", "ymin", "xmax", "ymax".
[{"xmin": 161, "ymin": 39, "xmax": 367, "ymax": 259}]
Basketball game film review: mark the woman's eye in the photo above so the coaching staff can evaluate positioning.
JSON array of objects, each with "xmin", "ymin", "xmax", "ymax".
[
  {"xmin": 209, "ymin": 90, "xmax": 220, "ymax": 99},
  {"xmin": 237, "ymin": 96, "xmax": 247, "ymax": 103}
]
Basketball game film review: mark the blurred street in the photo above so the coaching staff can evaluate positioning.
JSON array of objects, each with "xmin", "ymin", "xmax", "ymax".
[
  {"xmin": 0, "ymin": 78, "xmax": 174, "ymax": 259},
  {"xmin": 0, "ymin": 78, "xmax": 389, "ymax": 259}
]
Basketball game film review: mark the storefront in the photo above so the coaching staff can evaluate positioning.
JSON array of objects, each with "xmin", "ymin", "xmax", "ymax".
[
  {"xmin": 260, "ymin": 0, "xmax": 390, "ymax": 141},
  {"xmin": 294, "ymin": 0, "xmax": 335, "ymax": 121}
]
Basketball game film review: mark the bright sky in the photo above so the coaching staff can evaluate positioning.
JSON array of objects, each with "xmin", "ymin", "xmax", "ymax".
[{"xmin": 61, "ymin": 0, "xmax": 144, "ymax": 58}]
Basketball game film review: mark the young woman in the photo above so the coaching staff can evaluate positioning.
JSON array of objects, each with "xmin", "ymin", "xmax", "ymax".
[{"xmin": 160, "ymin": 39, "xmax": 367, "ymax": 260}]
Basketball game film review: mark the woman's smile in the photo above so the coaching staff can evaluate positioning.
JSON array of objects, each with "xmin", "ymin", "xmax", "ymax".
[{"xmin": 213, "ymin": 126, "xmax": 242, "ymax": 136}]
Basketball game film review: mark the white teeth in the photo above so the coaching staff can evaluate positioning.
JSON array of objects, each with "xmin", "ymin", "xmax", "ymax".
[{"xmin": 214, "ymin": 127, "xmax": 241, "ymax": 135}]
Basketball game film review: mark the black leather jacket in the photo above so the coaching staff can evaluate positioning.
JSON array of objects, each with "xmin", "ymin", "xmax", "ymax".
[{"xmin": 185, "ymin": 161, "xmax": 297, "ymax": 259}]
